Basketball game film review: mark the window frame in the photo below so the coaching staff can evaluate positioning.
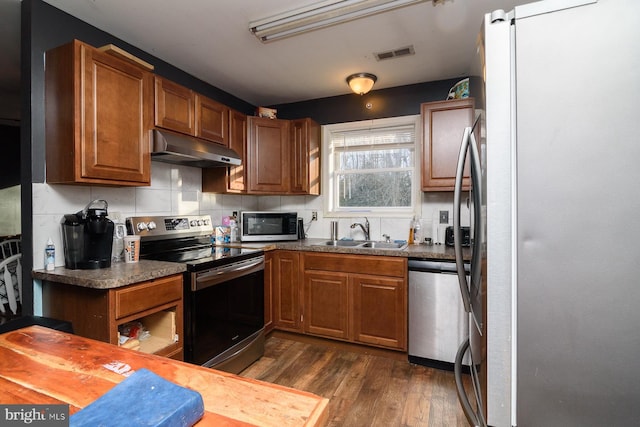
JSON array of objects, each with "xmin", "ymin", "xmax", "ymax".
[{"xmin": 322, "ymin": 115, "xmax": 421, "ymax": 218}]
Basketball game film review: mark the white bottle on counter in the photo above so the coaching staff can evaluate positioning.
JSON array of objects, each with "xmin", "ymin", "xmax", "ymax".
[
  {"xmin": 229, "ymin": 219, "xmax": 239, "ymax": 242},
  {"xmin": 413, "ymin": 216, "xmax": 423, "ymax": 244},
  {"xmin": 45, "ymin": 238, "xmax": 55, "ymax": 271}
]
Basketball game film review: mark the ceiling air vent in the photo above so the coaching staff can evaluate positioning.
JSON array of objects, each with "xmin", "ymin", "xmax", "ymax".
[{"xmin": 374, "ymin": 45, "xmax": 415, "ymax": 61}]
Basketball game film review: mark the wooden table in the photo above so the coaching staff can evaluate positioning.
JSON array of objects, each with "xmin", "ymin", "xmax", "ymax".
[{"xmin": 0, "ymin": 326, "xmax": 328, "ymax": 426}]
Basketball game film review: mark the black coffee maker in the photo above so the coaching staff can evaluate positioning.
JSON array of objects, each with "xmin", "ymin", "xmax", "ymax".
[{"xmin": 61, "ymin": 199, "xmax": 114, "ymax": 269}]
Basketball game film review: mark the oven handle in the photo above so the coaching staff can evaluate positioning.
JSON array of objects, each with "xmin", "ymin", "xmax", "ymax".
[{"xmin": 192, "ymin": 255, "xmax": 264, "ymax": 291}]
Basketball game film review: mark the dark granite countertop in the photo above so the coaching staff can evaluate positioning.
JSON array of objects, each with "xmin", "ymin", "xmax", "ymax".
[
  {"xmin": 32, "ymin": 239, "xmax": 468, "ymax": 290},
  {"xmin": 32, "ymin": 260, "xmax": 186, "ymax": 289},
  {"xmin": 236, "ymin": 238, "xmax": 471, "ymax": 261}
]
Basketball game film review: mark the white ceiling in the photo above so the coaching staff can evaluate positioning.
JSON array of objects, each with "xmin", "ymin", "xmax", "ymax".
[{"xmin": 0, "ymin": 0, "xmax": 531, "ymax": 120}]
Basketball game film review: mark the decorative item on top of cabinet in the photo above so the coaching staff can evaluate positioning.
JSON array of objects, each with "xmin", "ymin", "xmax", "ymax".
[
  {"xmin": 248, "ymin": 116, "xmax": 290, "ymax": 193},
  {"xmin": 290, "ymin": 118, "xmax": 321, "ymax": 195},
  {"xmin": 45, "ymin": 40, "xmax": 152, "ymax": 186},
  {"xmin": 202, "ymin": 108, "xmax": 247, "ymax": 193},
  {"xmin": 421, "ymin": 98, "xmax": 474, "ymax": 191}
]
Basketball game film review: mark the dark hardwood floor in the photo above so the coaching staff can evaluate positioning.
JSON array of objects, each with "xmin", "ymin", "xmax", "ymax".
[{"xmin": 240, "ymin": 331, "xmax": 473, "ymax": 427}]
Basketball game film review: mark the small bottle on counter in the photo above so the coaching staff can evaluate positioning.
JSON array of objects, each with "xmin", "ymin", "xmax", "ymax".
[
  {"xmin": 45, "ymin": 238, "xmax": 55, "ymax": 271},
  {"xmin": 408, "ymin": 217, "xmax": 415, "ymax": 244},
  {"xmin": 229, "ymin": 219, "xmax": 239, "ymax": 242},
  {"xmin": 414, "ymin": 216, "xmax": 423, "ymax": 244}
]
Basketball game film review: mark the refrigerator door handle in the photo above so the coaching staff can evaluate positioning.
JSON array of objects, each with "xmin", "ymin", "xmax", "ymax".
[
  {"xmin": 469, "ymin": 131, "xmax": 483, "ymax": 285},
  {"xmin": 454, "ymin": 126, "xmax": 473, "ymax": 313},
  {"xmin": 455, "ymin": 338, "xmax": 482, "ymax": 427}
]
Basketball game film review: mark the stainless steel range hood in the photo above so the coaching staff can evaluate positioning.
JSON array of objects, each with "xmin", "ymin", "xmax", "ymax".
[{"xmin": 151, "ymin": 129, "xmax": 241, "ymax": 168}]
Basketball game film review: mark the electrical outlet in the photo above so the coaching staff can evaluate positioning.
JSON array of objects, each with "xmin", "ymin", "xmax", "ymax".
[
  {"xmin": 439, "ymin": 210, "xmax": 449, "ymax": 224},
  {"xmin": 311, "ymin": 211, "xmax": 318, "ymax": 221}
]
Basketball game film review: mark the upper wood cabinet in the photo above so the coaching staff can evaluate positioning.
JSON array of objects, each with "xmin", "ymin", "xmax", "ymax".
[
  {"xmin": 45, "ymin": 40, "xmax": 152, "ymax": 186},
  {"xmin": 248, "ymin": 116, "xmax": 290, "ymax": 193},
  {"xmin": 421, "ymin": 98, "xmax": 474, "ymax": 191},
  {"xmin": 195, "ymin": 94, "xmax": 229, "ymax": 146},
  {"xmin": 155, "ymin": 77, "xmax": 229, "ymax": 146},
  {"xmin": 154, "ymin": 76, "xmax": 195, "ymax": 135},
  {"xmin": 202, "ymin": 108, "xmax": 247, "ymax": 193},
  {"xmin": 290, "ymin": 118, "xmax": 321, "ymax": 195}
]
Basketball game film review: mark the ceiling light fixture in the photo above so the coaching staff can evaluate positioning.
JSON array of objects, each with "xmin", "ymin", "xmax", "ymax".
[
  {"xmin": 249, "ymin": 0, "xmax": 428, "ymax": 43},
  {"xmin": 347, "ymin": 73, "xmax": 377, "ymax": 95}
]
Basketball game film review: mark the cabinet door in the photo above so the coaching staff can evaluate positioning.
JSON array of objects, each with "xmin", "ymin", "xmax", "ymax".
[
  {"xmin": 228, "ymin": 109, "xmax": 247, "ymax": 191},
  {"xmin": 196, "ymin": 94, "xmax": 228, "ymax": 145},
  {"xmin": 273, "ymin": 251, "xmax": 302, "ymax": 331},
  {"xmin": 304, "ymin": 271, "xmax": 350, "ymax": 340},
  {"xmin": 351, "ymin": 274, "xmax": 407, "ymax": 350},
  {"xmin": 421, "ymin": 98, "xmax": 474, "ymax": 191},
  {"xmin": 290, "ymin": 118, "xmax": 320, "ymax": 195},
  {"xmin": 201, "ymin": 108, "xmax": 247, "ymax": 193},
  {"xmin": 248, "ymin": 117, "xmax": 290, "ymax": 193},
  {"xmin": 154, "ymin": 77, "xmax": 195, "ymax": 135},
  {"xmin": 45, "ymin": 40, "xmax": 152, "ymax": 186},
  {"xmin": 81, "ymin": 47, "xmax": 153, "ymax": 184},
  {"xmin": 264, "ymin": 252, "xmax": 274, "ymax": 333}
]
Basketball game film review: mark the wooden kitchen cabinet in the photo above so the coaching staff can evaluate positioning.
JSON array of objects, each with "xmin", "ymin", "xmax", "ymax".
[
  {"xmin": 154, "ymin": 76, "xmax": 196, "ymax": 135},
  {"xmin": 248, "ymin": 116, "xmax": 290, "ymax": 193},
  {"xmin": 45, "ymin": 40, "xmax": 152, "ymax": 186},
  {"xmin": 290, "ymin": 118, "xmax": 321, "ymax": 195},
  {"xmin": 304, "ymin": 271, "xmax": 350, "ymax": 339},
  {"xmin": 155, "ymin": 77, "xmax": 229, "ymax": 146},
  {"xmin": 301, "ymin": 252, "xmax": 407, "ymax": 351},
  {"xmin": 273, "ymin": 251, "xmax": 302, "ymax": 332},
  {"xmin": 202, "ymin": 108, "xmax": 247, "ymax": 193},
  {"xmin": 196, "ymin": 94, "xmax": 229, "ymax": 146},
  {"xmin": 352, "ymin": 274, "xmax": 406, "ymax": 349},
  {"xmin": 421, "ymin": 98, "xmax": 474, "ymax": 191},
  {"xmin": 264, "ymin": 251, "xmax": 274, "ymax": 333},
  {"xmin": 42, "ymin": 274, "xmax": 184, "ymax": 360}
]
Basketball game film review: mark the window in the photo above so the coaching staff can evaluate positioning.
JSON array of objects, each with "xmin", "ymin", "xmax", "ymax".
[{"xmin": 323, "ymin": 115, "xmax": 419, "ymax": 216}]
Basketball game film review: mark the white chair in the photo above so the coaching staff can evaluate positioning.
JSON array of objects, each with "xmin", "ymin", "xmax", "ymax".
[
  {"xmin": 0, "ymin": 254, "xmax": 21, "ymax": 316},
  {"xmin": 0, "ymin": 239, "xmax": 21, "ymax": 259}
]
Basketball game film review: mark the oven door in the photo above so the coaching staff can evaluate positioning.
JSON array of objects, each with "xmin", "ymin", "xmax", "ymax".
[{"xmin": 184, "ymin": 255, "xmax": 265, "ymax": 372}]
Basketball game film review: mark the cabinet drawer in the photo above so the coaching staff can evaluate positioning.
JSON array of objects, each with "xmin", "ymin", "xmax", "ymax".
[
  {"xmin": 114, "ymin": 275, "xmax": 182, "ymax": 319},
  {"xmin": 304, "ymin": 252, "xmax": 406, "ymax": 278}
]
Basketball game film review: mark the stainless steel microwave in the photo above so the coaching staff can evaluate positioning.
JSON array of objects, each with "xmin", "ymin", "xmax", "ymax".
[{"xmin": 240, "ymin": 211, "xmax": 298, "ymax": 242}]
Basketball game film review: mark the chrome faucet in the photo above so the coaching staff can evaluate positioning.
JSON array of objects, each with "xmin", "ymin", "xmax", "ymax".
[{"xmin": 350, "ymin": 217, "xmax": 370, "ymax": 241}]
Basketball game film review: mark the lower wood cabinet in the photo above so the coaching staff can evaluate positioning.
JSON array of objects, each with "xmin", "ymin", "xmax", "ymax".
[
  {"xmin": 272, "ymin": 251, "xmax": 302, "ymax": 332},
  {"xmin": 269, "ymin": 250, "xmax": 407, "ymax": 351},
  {"xmin": 304, "ymin": 271, "xmax": 349, "ymax": 340},
  {"xmin": 264, "ymin": 251, "xmax": 274, "ymax": 333},
  {"xmin": 42, "ymin": 274, "xmax": 184, "ymax": 360}
]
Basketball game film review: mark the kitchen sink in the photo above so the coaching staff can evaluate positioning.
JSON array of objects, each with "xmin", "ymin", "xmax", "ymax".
[
  {"xmin": 359, "ymin": 241, "xmax": 407, "ymax": 249},
  {"xmin": 317, "ymin": 240, "xmax": 408, "ymax": 250},
  {"xmin": 321, "ymin": 240, "xmax": 363, "ymax": 247}
]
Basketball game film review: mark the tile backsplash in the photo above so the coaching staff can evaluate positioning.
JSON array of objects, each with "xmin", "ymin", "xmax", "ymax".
[{"xmin": 32, "ymin": 162, "xmax": 464, "ymax": 269}]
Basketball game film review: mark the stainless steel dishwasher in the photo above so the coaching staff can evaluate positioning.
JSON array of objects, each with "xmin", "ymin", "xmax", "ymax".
[{"xmin": 408, "ymin": 259, "xmax": 470, "ymax": 369}]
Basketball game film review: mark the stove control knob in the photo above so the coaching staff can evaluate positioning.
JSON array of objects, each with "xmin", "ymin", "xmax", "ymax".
[
  {"xmin": 197, "ymin": 220, "xmax": 204, "ymax": 226},
  {"xmin": 203, "ymin": 218, "xmax": 210, "ymax": 225},
  {"xmin": 190, "ymin": 220, "xmax": 197, "ymax": 227},
  {"xmin": 137, "ymin": 222, "xmax": 148, "ymax": 232},
  {"xmin": 147, "ymin": 221, "xmax": 157, "ymax": 230}
]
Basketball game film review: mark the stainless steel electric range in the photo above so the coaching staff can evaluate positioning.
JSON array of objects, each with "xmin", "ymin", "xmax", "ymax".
[{"xmin": 126, "ymin": 215, "xmax": 265, "ymax": 374}]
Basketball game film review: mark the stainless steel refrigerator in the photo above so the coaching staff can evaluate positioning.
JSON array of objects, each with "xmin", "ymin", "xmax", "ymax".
[{"xmin": 452, "ymin": 0, "xmax": 640, "ymax": 425}]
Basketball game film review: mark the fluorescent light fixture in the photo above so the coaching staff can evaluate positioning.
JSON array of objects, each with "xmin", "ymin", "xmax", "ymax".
[{"xmin": 249, "ymin": 0, "xmax": 427, "ymax": 42}]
